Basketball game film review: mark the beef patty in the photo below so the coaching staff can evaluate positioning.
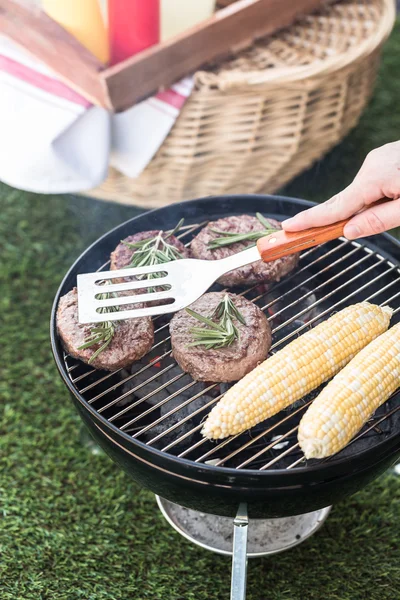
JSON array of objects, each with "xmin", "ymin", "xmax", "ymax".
[
  {"xmin": 111, "ymin": 230, "xmax": 191, "ymax": 273},
  {"xmin": 170, "ymin": 292, "xmax": 271, "ymax": 382},
  {"xmin": 57, "ymin": 288, "xmax": 154, "ymax": 371},
  {"xmin": 190, "ymin": 214, "xmax": 299, "ymax": 287}
]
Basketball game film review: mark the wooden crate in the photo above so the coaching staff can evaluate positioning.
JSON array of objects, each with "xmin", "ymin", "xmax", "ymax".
[{"xmin": 1, "ymin": 0, "xmax": 329, "ymax": 111}]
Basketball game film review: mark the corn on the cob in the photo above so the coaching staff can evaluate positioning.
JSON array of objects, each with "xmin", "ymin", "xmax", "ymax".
[
  {"xmin": 298, "ymin": 322, "xmax": 400, "ymax": 459},
  {"xmin": 202, "ymin": 303, "xmax": 393, "ymax": 440}
]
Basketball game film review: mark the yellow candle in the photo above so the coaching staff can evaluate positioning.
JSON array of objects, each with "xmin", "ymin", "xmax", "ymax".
[
  {"xmin": 42, "ymin": 0, "xmax": 109, "ymax": 64},
  {"xmin": 161, "ymin": 0, "xmax": 216, "ymax": 41}
]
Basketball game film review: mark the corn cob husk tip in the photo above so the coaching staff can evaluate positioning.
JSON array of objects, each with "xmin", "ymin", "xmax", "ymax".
[
  {"xmin": 298, "ymin": 439, "xmax": 325, "ymax": 460},
  {"xmin": 201, "ymin": 423, "xmax": 220, "ymax": 440}
]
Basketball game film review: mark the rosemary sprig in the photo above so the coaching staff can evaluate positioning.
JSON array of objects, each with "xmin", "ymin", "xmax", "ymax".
[
  {"xmin": 207, "ymin": 213, "xmax": 279, "ymax": 250},
  {"xmin": 186, "ymin": 294, "xmax": 246, "ymax": 350},
  {"xmin": 122, "ymin": 219, "xmax": 185, "ymax": 289},
  {"xmin": 78, "ymin": 283, "xmax": 119, "ymax": 364}
]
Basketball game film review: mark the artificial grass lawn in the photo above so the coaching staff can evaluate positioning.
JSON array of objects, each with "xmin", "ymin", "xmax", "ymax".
[{"xmin": 1, "ymin": 21, "xmax": 400, "ymax": 600}]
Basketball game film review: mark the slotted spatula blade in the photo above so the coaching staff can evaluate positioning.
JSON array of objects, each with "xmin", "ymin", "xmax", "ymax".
[
  {"xmin": 77, "ymin": 219, "xmax": 349, "ymax": 324},
  {"xmin": 77, "ymin": 246, "xmax": 260, "ymax": 324}
]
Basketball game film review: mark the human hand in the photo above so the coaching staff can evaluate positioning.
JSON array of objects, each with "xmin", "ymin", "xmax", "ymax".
[{"xmin": 282, "ymin": 141, "xmax": 400, "ymax": 239}]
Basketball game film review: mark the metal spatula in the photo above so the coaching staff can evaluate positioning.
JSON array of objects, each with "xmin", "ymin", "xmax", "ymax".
[{"xmin": 77, "ymin": 219, "xmax": 349, "ymax": 323}]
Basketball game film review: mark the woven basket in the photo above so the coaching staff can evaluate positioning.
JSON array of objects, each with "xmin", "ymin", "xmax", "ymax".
[{"xmin": 87, "ymin": 0, "xmax": 395, "ymax": 208}]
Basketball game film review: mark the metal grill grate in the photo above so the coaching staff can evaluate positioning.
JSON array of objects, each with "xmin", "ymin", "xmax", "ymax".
[{"xmin": 63, "ymin": 222, "xmax": 400, "ymax": 471}]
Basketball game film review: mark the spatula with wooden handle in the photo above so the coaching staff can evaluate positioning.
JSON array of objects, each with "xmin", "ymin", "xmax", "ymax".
[{"xmin": 77, "ymin": 218, "xmax": 349, "ymax": 323}]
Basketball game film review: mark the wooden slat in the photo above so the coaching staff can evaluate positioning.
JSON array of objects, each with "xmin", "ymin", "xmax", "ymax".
[
  {"xmin": 103, "ymin": 0, "xmax": 326, "ymax": 112},
  {"xmin": 0, "ymin": 0, "xmax": 111, "ymax": 109}
]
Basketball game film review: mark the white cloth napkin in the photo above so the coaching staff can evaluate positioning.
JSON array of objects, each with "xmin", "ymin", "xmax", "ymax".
[
  {"xmin": 0, "ymin": 37, "xmax": 193, "ymax": 194},
  {"xmin": 111, "ymin": 77, "xmax": 193, "ymax": 178}
]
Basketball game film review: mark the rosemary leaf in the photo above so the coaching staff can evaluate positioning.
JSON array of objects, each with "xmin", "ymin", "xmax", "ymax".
[
  {"xmin": 121, "ymin": 221, "xmax": 184, "ymax": 293},
  {"xmin": 78, "ymin": 337, "xmax": 103, "ymax": 349},
  {"xmin": 208, "ymin": 213, "xmax": 279, "ymax": 250},
  {"xmin": 78, "ymin": 282, "xmax": 119, "ymax": 363},
  {"xmin": 123, "ymin": 240, "xmax": 148, "ymax": 249},
  {"xmin": 189, "ymin": 328, "xmax": 226, "ymax": 338},
  {"xmin": 209, "ymin": 228, "xmax": 243, "ymax": 237},
  {"xmin": 122, "ymin": 219, "xmax": 185, "ymax": 254},
  {"xmin": 87, "ymin": 337, "xmax": 114, "ymax": 363},
  {"xmin": 187, "ymin": 294, "xmax": 246, "ymax": 350},
  {"xmin": 256, "ymin": 212, "xmax": 277, "ymax": 230},
  {"xmin": 122, "ymin": 219, "xmax": 183, "ymax": 268},
  {"xmin": 186, "ymin": 308, "xmax": 226, "ymax": 332},
  {"xmin": 230, "ymin": 303, "xmax": 247, "ymax": 326},
  {"xmin": 208, "ymin": 231, "xmax": 262, "ymax": 249},
  {"xmin": 167, "ymin": 218, "xmax": 185, "ymax": 238}
]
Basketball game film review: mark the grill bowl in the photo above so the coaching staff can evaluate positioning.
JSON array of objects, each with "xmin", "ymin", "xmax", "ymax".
[{"xmin": 50, "ymin": 195, "xmax": 400, "ymax": 518}]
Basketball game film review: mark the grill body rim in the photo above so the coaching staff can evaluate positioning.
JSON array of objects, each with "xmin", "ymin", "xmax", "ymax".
[
  {"xmin": 74, "ymin": 392, "xmax": 400, "ymax": 518},
  {"xmin": 50, "ymin": 194, "xmax": 400, "ymax": 494}
]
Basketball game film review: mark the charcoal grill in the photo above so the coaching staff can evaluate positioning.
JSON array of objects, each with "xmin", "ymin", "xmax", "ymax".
[{"xmin": 50, "ymin": 195, "xmax": 400, "ymax": 599}]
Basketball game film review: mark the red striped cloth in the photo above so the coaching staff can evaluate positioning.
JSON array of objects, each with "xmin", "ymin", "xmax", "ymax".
[{"xmin": 0, "ymin": 36, "xmax": 193, "ymax": 191}]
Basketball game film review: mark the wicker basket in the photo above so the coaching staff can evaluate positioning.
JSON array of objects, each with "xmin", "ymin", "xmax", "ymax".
[{"xmin": 87, "ymin": 0, "xmax": 395, "ymax": 208}]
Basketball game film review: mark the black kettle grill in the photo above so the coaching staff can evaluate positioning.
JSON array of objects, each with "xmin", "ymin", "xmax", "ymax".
[{"xmin": 50, "ymin": 195, "xmax": 400, "ymax": 599}]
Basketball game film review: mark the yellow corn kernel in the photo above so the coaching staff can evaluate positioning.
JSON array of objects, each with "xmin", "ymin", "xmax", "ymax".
[
  {"xmin": 202, "ymin": 303, "xmax": 393, "ymax": 440},
  {"xmin": 298, "ymin": 322, "xmax": 400, "ymax": 459}
]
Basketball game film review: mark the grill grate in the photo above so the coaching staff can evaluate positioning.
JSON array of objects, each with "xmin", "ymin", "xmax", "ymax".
[{"xmin": 63, "ymin": 222, "xmax": 400, "ymax": 471}]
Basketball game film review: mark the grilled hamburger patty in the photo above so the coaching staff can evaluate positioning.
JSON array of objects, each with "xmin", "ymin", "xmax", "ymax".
[
  {"xmin": 57, "ymin": 288, "xmax": 154, "ymax": 371},
  {"xmin": 110, "ymin": 230, "xmax": 191, "ymax": 272},
  {"xmin": 190, "ymin": 215, "xmax": 299, "ymax": 287},
  {"xmin": 170, "ymin": 292, "xmax": 271, "ymax": 382}
]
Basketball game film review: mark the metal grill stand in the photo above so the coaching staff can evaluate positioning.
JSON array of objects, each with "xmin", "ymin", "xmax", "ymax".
[{"xmin": 156, "ymin": 496, "xmax": 331, "ymax": 599}]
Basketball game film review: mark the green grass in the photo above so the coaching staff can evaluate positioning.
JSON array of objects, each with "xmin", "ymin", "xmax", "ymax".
[{"xmin": 1, "ymin": 20, "xmax": 400, "ymax": 600}]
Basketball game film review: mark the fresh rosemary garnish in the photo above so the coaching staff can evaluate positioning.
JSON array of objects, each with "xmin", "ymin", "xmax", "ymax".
[
  {"xmin": 207, "ymin": 213, "xmax": 279, "ymax": 250},
  {"xmin": 122, "ymin": 219, "xmax": 185, "ymax": 289},
  {"xmin": 78, "ymin": 283, "xmax": 119, "ymax": 364},
  {"xmin": 186, "ymin": 294, "xmax": 246, "ymax": 350}
]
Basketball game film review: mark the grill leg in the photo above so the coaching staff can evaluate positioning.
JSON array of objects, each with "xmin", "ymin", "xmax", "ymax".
[{"xmin": 231, "ymin": 503, "xmax": 248, "ymax": 600}]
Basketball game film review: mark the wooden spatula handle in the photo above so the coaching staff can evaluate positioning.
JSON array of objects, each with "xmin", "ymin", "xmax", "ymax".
[{"xmin": 257, "ymin": 219, "xmax": 349, "ymax": 263}]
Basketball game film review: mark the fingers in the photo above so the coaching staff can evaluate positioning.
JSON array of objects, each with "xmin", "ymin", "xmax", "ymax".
[
  {"xmin": 282, "ymin": 181, "xmax": 368, "ymax": 232},
  {"xmin": 282, "ymin": 141, "xmax": 400, "ymax": 234},
  {"xmin": 343, "ymin": 198, "xmax": 400, "ymax": 239}
]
